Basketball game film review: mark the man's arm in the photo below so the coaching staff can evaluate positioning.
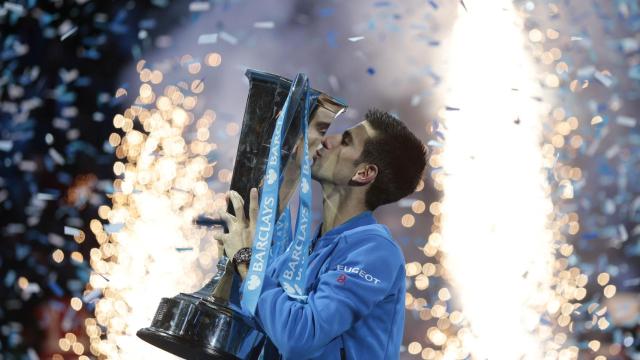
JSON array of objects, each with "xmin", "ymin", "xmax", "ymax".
[{"xmin": 248, "ymin": 235, "xmax": 403, "ymax": 359}]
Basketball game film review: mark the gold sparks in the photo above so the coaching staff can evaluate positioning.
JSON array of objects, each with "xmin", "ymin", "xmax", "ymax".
[
  {"xmin": 597, "ymin": 272, "xmax": 610, "ymax": 286},
  {"xmin": 70, "ymin": 297, "xmax": 83, "ymax": 311},
  {"xmin": 603, "ymin": 284, "xmax": 616, "ymax": 298},
  {"xmin": 205, "ymin": 52, "xmax": 222, "ymax": 67},
  {"xmin": 403, "ymin": 1, "xmax": 607, "ymax": 359},
  {"xmin": 83, "ymin": 55, "xmax": 227, "ymax": 358},
  {"xmin": 402, "ymin": 214, "xmax": 416, "ymax": 228},
  {"xmin": 412, "ymin": 200, "xmax": 426, "ymax": 214},
  {"xmin": 52, "ymin": 249, "xmax": 64, "ymax": 263}
]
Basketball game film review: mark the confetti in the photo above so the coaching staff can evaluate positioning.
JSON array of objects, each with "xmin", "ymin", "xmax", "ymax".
[
  {"xmin": 198, "ymin": 33, "xmax": 218, "ymax": 44},
  {"xmin": 48, "ymin": 233, "xmax": 65, "ymax": 247},
  {"xmin": 328, "ymin": 75, "xmax": 340, "ymax": 91},
  {"xmin": 48, "ymin": 281, "xmax": 64, "ymax": 297},
  {"xmin": 155, "ymin": 35, "xmax": 172, "ymax": 48},
  {"xmin": 318, "ymin": 7, "xmax": 335, "ymax": 17},
  {"xmin": 348, "ymin": 36, "xmax": 365, "ymax": 42},
  {"xmin": 253, "ymin": 21, "xmax": 275, "ymax": 29},
  {"xmin": 427, "ymin": 140, "xmax": 443, "ymax": 148},
  {"xmin": 48, "ymin": 148, "xmax": 66, "ymax": 165},
  {"xmin": 82, "ymin": 289, "xmax": 102, "ymax": 303},
  {"xmin": 103, "ymin": 223, "xmax": 124, "ymax": 233},
  {"xmin": 593, "ymin": 70, "xmax": 614, "ymax": 88},
  {"xmin": 410, "ymin": 95, "xmax": 421, "ymax": 107},
  {"xmin": 188, "ymin": 1, "xmax": 210, "ymax": 12},
  {"xmin": 623, "ymin": 277, "xmax": 640, "ymax": 287},
  {"xmin": 64, "ymin": 226, "xmax": 81, "ymax": 236},
  {"xmin": 615, "ymin": 115, "xmax": 636, "ymax": 127},
  {"xmin": 0, "ymin": 140, "xmax": 14, "ymax": 151},
  {"xmin": 397, "ymin": 198, "xmax": 415, "ymax": 207},
  {"xmin": 36, "ymin": 192, "xmax": 58, "ymax": 201},
  {"xmin": 219, "ymin": 31, "xmax": 238, "ymax": 45},
  {"xmin": 3, "ymin": 2, "xmax": 25, "ymax": 15},
  {"xmin": 60, "ymin": 26, "xmax": 78, "ymax": 41},
  {"xmin": 115, "ymin": 87, "xmax": 128, "ymax": 98}
]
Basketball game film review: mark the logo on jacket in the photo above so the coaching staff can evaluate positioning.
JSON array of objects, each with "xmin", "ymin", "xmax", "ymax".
[
  {"xmin": 336, "ymin": 274, "xmax": 347, "ymax": 284},
  {"xmin": 336, "ymin": 265, "xmax": 381, "ymax": 284}
]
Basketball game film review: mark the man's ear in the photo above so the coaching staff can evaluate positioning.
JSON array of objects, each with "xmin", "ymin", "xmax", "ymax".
[{"xmin": 350, "ymin": 164, "xmax": 378, "ymax": 186}]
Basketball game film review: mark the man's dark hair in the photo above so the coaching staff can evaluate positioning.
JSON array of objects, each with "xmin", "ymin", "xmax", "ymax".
[{"xmin": 357, "ymin": 109, "xmax": 427, "ymax": 210}]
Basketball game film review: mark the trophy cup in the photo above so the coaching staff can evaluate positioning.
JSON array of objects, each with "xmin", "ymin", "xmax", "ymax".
[{"xmin": 137, "ymin": 69, "xmax": 347, "ymax": 359}]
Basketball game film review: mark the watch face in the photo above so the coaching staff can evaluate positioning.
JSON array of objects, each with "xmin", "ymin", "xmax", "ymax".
[{"xmin": 233, "ymin": 248, "xmax": 252, "ymax": 265}]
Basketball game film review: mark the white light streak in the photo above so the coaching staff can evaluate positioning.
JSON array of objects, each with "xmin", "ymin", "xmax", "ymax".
[{"xmin": 440, "ymin": 1, "xmax": 556, "ymax": 359}]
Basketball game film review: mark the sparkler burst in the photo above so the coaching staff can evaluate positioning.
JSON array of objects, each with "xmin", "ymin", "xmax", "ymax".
[
  {"xmin": 85, "ymin": 56, "xmax": 225, "ymax": 358},
  {"xmin": 420, "ymin": 1, "xmax": 604, "ymax": 359},
  {"xmin": 439, "ymin": 1, "xmax": 555, "ymax": 357}
]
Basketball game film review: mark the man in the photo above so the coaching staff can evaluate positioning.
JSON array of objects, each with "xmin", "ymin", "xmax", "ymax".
[{"xmin": 217, "ymin": 109, "xmax": 426, "ymax": 359}]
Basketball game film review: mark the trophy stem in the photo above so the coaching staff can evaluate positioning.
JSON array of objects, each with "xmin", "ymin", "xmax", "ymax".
[
  {"xmin": 209, "ymin": 256, "xmax": 236, "ymax": 304},
  {"xmin": 193, "ymin": 255, "xmax": 228, "ymax": 298}
]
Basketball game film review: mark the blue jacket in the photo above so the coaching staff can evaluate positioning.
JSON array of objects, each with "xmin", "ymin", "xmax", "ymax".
[{"xmin": 245, "ymin": 210, "xmax": 406, "ymax": 359}]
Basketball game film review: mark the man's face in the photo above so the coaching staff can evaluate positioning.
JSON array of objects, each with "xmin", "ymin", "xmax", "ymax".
[
  {"xmin": 311, "ymin": 119, "xmax": 376, "ymax": 185},
  {"xmin": 293, "ymin": 107, "xmax": 333, "ymax": 165}
]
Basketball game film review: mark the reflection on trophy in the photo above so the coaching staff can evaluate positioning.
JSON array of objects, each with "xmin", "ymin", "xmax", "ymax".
[{"xmin": 136, "ymin": 69, "xmax": 347, "ymax": 359}]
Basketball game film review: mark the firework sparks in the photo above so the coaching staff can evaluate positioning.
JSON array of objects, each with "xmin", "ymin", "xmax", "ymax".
[
  {"xmin": 436, "ymin": 0, "xmax": 568, "ymax": 358},
  {"xmin": 85, "ymin": 55, "xmax": 225, "ymax": 358}
]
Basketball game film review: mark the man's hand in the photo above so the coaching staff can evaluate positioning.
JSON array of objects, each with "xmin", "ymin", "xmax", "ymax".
[{"xmin": 213, "ymin": 188, "xmax": 259, "ymax": 262}]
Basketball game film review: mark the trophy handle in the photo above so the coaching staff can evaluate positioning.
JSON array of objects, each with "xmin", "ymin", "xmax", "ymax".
[
  {"xmin": 192, "ymin": 254, "xmax": 228, "ymax": 298},
  {"xmin": 209, "ymin": 257, "xmax": 235, "ymax": 303},
  {"xmin": 191, "ymin": 218, "xmax": 235, "ymax": 302}
]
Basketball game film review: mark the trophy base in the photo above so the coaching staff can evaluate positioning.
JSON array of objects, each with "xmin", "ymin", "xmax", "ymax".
[
  {"xmin": 137, "ymin": 327, "xmax": 238, "ymax": 360},
  {"xmin": 137, "ymin": 294, "xmax": 264, "ymax": 360}
]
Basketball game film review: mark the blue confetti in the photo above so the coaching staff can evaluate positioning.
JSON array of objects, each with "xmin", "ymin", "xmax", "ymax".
[
  {"xmin": 318, "ymin": 7, "xmax": 335, "ymax": 17},
  {"xmin": 48, "ymin": 281, "xmax": 64, "ymax": 297}
]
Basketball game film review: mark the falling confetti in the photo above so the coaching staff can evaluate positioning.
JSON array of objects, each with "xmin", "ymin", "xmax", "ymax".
[
  {"xmin": 60, "ymin": 26, "xmax": 78, "ymax": 41},
  {"xmin": 253, "ymin": 21, "xmax": 275, "ymax": 29}
]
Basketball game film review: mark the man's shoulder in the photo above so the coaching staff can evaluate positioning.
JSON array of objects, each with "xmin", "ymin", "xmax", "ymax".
[
  {"xmin": 339, "ymin": 223, "xmax": 404, "ymax": 262},
  {"xmin": 342, "ymin": 223, "xmax": 391, "ymax": 240}
]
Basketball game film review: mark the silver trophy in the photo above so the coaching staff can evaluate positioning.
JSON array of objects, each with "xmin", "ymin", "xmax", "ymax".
[{"xmin": 137, "ymin": 69, "xmax": 347, "ymax": 359}]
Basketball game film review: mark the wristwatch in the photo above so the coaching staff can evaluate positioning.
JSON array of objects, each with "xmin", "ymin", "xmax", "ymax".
[{"xmin": 232, "ymin": 247, "xmax": 252, "ymax": 273}]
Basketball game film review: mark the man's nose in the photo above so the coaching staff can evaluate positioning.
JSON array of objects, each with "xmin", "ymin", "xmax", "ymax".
[
  {"xmin": 321, "ymin": 136, "xmax": 331, "ymax": 150},
  {"xmin": 321, "ymin": 134, "xmax": 339, "ymax": 150}
]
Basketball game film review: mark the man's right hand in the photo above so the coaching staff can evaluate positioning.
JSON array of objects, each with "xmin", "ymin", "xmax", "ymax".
[{"xmin": 212, "ymin": 188, "xmax": 259, "ymax": 263}]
